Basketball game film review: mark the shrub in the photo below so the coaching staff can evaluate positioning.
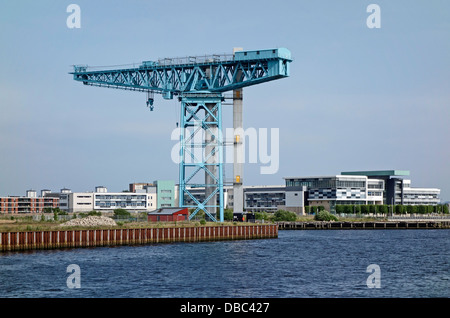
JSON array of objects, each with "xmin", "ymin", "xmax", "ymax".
[
  {"xmin": 113, "ymin": 208, "xmax": 131, "ymax": 218},
  {"xmin": 314, "ymin": 210, "xmax": 338, "ymax": 221},
  {"xmin": 223, "ymin": 209, "xmax": 233, "ymax": 221},
  {"xmin": 273, "ymin": 210, "xmax": 297, "ymax": 222},
  {"xmin": 255, "ymin": 211, "xmax": 270, "ymax": 221}
]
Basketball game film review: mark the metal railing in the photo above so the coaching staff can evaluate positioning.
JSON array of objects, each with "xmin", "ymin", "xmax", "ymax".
[
  {"xmin": 156, "ymin": 53, "xmax": 234, "ymax": 66},
  {"xmin": 388, "ymin": 214, "xmax": 450, "ymax": 221},
  {"xmin": 73, "ymin": 53, "xmax": 235, "ymax": 72}
]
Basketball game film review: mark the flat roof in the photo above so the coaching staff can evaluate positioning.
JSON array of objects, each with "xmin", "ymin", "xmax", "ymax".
[
  {"xmin": 283, "ymin": 175, "xmax": 367, "ymax": 180},
  {"xmin": 341, "ymin": 170, "xmax": 410, "ymax": 177}
]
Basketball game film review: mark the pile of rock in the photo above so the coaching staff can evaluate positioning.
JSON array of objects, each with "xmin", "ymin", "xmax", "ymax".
[{"xmin": 60, "ymin": 216, "xmax": 117, "ymax": 227}]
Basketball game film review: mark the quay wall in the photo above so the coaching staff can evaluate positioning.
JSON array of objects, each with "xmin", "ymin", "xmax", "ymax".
[
  {"xmin": 278, "ymin": 221, "xmax": 450, "ymax": 230},
  {"xmin": 0, "ymin": 224, "xmax": 278, "ymax": 252}
]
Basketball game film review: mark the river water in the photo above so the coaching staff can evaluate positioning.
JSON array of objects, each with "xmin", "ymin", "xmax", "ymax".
[{"xmin": 0, "ymin": 229, "xmax": 448, "ymax": 298}]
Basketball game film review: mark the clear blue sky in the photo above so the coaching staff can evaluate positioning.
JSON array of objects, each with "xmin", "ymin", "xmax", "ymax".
[{"xmin": 0, "ymin": 0, "xmax": 449, "ymax": 201}]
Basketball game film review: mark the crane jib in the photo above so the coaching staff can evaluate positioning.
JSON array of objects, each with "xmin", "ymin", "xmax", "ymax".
[{"xmin": 71, "ymin": 48, "xmax": 292, "ymax": 95}]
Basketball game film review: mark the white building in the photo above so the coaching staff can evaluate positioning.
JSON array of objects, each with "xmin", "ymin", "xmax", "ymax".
[
  {"xmin": 59, "ymin": 187, "xmax": 156, "ymax": 213},
  {"xmin": 401, "ymin": 180, "xmax": 440, "ymax": 205}
]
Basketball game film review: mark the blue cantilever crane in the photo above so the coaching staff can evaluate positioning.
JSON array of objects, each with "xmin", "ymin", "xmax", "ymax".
[{"xmin": 71, "ymin": 48, "xmax": 292, "ymax": 222}]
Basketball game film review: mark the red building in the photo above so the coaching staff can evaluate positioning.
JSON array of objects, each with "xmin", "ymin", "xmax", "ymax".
[
  {"xmin": 0, "ymin": 197, "xmax": 59, "ymax": 214},
  {"xmin": 147, "ymin": 207, "xmax": 189, "ymax": 222}
]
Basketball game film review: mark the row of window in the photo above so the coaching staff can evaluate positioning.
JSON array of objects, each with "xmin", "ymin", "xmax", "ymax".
[
  {"xmin": 95, "ymin": 202, "xmax": 147, "ymax": 207},
  {"xmin": 95, "ymin": 195, "xmax": 147, "ymax": 200},
  {"xmin": 286, "ymin": 179, "xmax": 366, "ymax": 189}
]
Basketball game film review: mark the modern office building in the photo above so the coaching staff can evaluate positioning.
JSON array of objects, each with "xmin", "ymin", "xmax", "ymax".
[
  {"xmin": 341, "ymin": 170, "xmax": 440, "ymax": 206},
  {"xmin": 402, "ymin": 182, "xmax": 441, "ymax": 205},
  {"xmin": 242, "ymin": 185, "xmax": 286, "ymax": 212},
  {"xmin": 281, "ymin": 170, "xmax": 441, "ymax": 214},
  {"xmin": 283, "ymin": 175, "xmax": 385, "ymax": 214}
]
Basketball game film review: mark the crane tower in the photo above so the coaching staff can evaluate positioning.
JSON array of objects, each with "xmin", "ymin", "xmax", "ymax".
[{"xmin": 71, "ymin": 48, "xmax": 292, "ymax": 222}]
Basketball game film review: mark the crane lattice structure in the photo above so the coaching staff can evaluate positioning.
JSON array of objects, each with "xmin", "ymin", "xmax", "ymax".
[{"xmin": 71, "ymin": 48, "xmax": 292, "ymax": 222}]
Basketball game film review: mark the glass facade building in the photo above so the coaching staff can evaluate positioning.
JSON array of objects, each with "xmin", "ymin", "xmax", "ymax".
[{"xmin": 284, "ymin": 175, "xmax": 379, "ymax": 213}]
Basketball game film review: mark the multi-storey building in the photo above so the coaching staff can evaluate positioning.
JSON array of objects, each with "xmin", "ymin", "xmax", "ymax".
[
  {"xmin": 341, "ymin": 170, "xmax": 440, "ymax": 206},
  {"xmin": 56, "ymin": 186, "xmax": 156, "ymax": 213},
  {"xmin": 283, "ymin": 170, "xmax": 441, "ymax": 214},
  {"xmin": 129, "ymin": 180, "xmax": 176, "ymax": 209},
  {"xmin": 154, "ymin": 180, "xmax": 175, "ymax": 208},
  {"xmin": 0, "ymin": 190, "xmax": 59, "ymax": 214},
  {"xmin": 283, "ymin": 175, "xmax": 385, "ymax": 214},
  {"xmin": 243, "ymin": 185, "xmax": 286, "ymax": 212},
  {"xmin": 395, "ymin": 180, "xmax": 440, "ymax": 205}
]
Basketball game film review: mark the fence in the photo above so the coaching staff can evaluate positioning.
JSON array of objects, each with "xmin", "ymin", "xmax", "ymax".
[
  {"xmin": 0, "ymin": 224, "xmax": 278, "ymax": 252},
  {"xmin": 388, "ymin": 214, "xmax": 450, "ymax": 221}
]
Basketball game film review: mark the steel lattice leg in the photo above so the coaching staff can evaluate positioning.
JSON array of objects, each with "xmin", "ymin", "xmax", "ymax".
[{"xmin": 178, "ymin": 94, "xmax": 224, "ymax": 222}]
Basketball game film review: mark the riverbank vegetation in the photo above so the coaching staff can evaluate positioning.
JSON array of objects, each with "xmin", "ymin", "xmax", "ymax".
[{"xmin": 1, "ymin": 204, "xmax": 449, "ymax": 232}]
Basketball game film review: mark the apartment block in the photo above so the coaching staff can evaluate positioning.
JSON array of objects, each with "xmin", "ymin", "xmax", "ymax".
[{"xmin": 0, "ymin": 190, "xmax": 59, "ymax": 214}]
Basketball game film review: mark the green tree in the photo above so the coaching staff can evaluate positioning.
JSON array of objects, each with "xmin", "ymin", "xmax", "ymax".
[
  {"xmin": 343, "ymin": 205, "xmax": 353, "ymax": 214},
  {"xmin": 378, "ymin": 205, "xmax": 388, "ymax": 215},
  {"xmin": 408, "ymin": 205, "xmax": 418, "ymax": 214},
  {"xmin": 395, "ymin": 205, "xmax": 404, "ymax": 215},
  {"xmin": 360, "ymin": 205, "xmax": 369, "ymax": 214},
  {"xmin": 335, "ymin": 205, "xmax": 344, "ymax": 214},
  {"xmin": 417, "ymin": 205, "xmax": 427, "ymax": 214}
]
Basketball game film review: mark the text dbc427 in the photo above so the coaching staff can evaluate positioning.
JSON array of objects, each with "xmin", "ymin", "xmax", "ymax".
[{"xmin": 225, "ymin": 302, "xmax": 269, "ymax": 313}]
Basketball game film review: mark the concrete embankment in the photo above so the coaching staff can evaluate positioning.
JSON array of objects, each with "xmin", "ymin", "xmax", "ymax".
[
  {"xmin": 278, "ymin": 220, "xmax": 450, "ymax": 230},
  {"xmin": 0, "ymin": 224, "xmax": 278, "ymax": 252}
]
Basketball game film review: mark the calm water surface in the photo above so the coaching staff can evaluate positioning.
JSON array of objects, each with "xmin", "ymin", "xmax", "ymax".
[{"xmin": 0, "ymin": 229, "xmax": 448, "ymax": 298}]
